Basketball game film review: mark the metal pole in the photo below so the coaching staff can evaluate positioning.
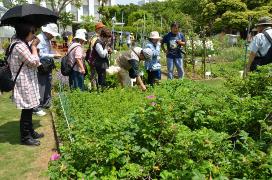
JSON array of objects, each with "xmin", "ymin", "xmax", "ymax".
[
  {"xmin": 244, "ymin": 16, "xmax": 252, "ymax": 77},
  {"xmin": 143, "ymin": 13, "xmax": 146, "ymax": 47}
]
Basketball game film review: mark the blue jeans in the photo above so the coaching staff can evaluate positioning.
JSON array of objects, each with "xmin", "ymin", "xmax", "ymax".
[
  {"xmin": 69, "ymin": 70, "xmax": 84, "ymax": 91},
  {"xmin": 167, "ymin": 57, "xmax": 184, "ymax": 79}
]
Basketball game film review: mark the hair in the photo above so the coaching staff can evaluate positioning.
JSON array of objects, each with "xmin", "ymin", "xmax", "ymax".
[
  {"xmin": 14, "ymin": 23, "xmax": 35, "ymax": 40},
  {"xmin": 100, "ymin": 28, "xmax": 112, "ymax": 38},
  {"xmin": 171, "ymin": 21, "xmax": 180, "ymax": 28}
]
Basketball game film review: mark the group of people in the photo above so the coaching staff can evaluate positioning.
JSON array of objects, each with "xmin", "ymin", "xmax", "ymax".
[
  {"xmin": 6, "ymin": 20, "xmax": 187, "ymax": 146},
  {"xmin": 6, "ymin": 16, "xmax": 270, "ymax": 146}
]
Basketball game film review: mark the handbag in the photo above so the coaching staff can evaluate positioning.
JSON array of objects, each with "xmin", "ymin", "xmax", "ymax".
[
  {"xmin": 61, "ymin": 45, "xmax": 80, "ymax": 76},
  {"xmin": 38, "ymin": 57, "xmax": 55, "ymax": 74},
  {"xmin": 0, "ymin": 42, "xmax": 24, "ymax": 92}
]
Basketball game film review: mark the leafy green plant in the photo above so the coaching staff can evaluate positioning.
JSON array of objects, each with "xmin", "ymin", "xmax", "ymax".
[{"xmin": 51, "ymin": 66, "xmax": 272, "ymax": 179}]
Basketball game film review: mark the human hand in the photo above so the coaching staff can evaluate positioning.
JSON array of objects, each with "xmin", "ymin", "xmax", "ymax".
[
  {"xmin": 108, "ymin": 48, "xmax": 112, "ymax": 54},
  {"xmin": 80, "ymin": 68, "xmax": 86, "ymax": 75},
  {"xmin": 141, "ymin": 85, "xmax": 147, "ymax": 91},
  {"xmin": 31, "ymin": 37, "xmax": 40, "ymax": 47}
]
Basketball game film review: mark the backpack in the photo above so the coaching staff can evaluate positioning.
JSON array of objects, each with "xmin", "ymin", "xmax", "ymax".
[
  {"xmin": 250, "ymin": 31, "xmax": 272, "ymax": 71},
  {"xmin": 0, "ymin": 42, "xmax": 24, "ymax": 92},
  {"xmin": 61, "ymin": 45, "xmax": 80, "ymax": 76}
]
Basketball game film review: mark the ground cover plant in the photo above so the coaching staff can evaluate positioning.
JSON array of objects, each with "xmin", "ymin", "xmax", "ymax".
[{"xmin": 50, "ymin": 65, "xmax": 272, "ymax": 179}]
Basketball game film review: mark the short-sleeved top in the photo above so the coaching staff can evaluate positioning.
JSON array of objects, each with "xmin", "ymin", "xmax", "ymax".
[
  {"xmin": 117, "ymin": 47, "xmax": 142, "ymax": 78},
  {"xmin": 37, "ymin": 32, "xmax": 54, "ymax": 58},
  {"xmin": 162, "ymin": 32, "xmax": 186, "ymax": 58},
  {"xmin": 249, "ymin": 27, "xmax": 272, "ymax": 57},
  {"xmin": 67, "ymin": 42, "xmax": 84, "ymax": 72}
]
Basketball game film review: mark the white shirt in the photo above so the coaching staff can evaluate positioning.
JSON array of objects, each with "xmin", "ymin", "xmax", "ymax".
[
  {"xmin": 249, "ymin": 27, "xmax": 272, "ymax": 57},
  {"xmin": 37, "ymin": 32, "xmax": 55, "ymax": 58}
]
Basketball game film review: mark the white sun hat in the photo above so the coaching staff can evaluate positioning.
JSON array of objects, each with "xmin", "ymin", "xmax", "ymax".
[
  {"xmin": 41, "ymin": 23, "xmax": 60, "ymax": 37},
  {"xmin": 74, "ymin": 30, "xmax": 87, "ymax": 41},
  {"xmin": 149, "ymin": 31, "xmax": 161, "ymax": 39}
]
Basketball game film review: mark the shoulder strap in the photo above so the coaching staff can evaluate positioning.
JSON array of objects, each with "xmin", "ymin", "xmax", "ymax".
[
  {"xmin": 67, "ymin": 44, "xmax": 81, "ymax": 56},
  {"xmin": 7, "ymin": 42, "xmax": 25, "ymax": 83},
  {"xmin": 263, "ymin": 31, "xmax": 272, "ymax": 45},
  {"xmin": 67, "ymin": 44, "xmax": 81, "ymax": 68},
  {"xmin": 5, "ymin": 42, "xmax": 19, "ymax": 62}
]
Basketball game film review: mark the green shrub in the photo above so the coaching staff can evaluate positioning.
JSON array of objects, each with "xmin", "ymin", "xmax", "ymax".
[{"xmin": 50, "ymin": 67, "xmax": 272, "ymax": 179}]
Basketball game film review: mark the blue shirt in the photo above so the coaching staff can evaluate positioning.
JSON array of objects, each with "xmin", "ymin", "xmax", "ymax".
[
  {"xmin": 162, "ymin": 32, "xmax": 186, "ymax": 58},
  {"xmin": 144, "ymin": 41, "xmax": 161, "ymax": 70}
]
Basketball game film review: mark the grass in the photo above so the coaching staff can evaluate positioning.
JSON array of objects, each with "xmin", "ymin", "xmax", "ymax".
[{"xmin": 0, "ymin": 93, "xmax": 56, "ymax": 180}]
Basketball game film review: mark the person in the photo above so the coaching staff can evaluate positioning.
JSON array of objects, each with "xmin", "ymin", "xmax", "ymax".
[
  {"xmin": 116, "ymin": 47, "xmax": 153, "ymax": 91},
  {"xmin": 162, "ymin": 22, "xmax": 186, "ymax": 79},
  {"xmin": 8, "ymin": 22, "xmax": 44, "ymax": 146},
  {"xmin": 145, "ymin": 31, "xmax": 162, "ymax": 85},
  {"xmin": 92, "ymin": 28, "xmax": 112, "ymax": 88},
  {"xmin": 126, "ymin": 33, "xmax": 131, "ymax": 48},
  {"xmin": 68, "ymin": 29, "xmax": 87, "ymax": 90},
  {"xmin": 87, "ymin": 22, "xmax": 105, "ymax": 90},
  {"xmin": 246, "ymin": 17, "xmax": 272, "ymax": 73},
  {"xmin": 33, "ymin": 23, "xmax": 61, "ymax": 116}
]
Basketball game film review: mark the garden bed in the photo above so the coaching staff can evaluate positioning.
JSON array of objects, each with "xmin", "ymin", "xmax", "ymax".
[{"xmin": 49, "ymin": 65, "xmax": 272, "ymax": 179}]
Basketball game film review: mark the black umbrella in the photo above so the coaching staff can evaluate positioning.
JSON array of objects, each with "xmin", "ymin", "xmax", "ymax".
[{"xmin": 0, "ymin": 4, "xmax": 58, "ymax": 27}]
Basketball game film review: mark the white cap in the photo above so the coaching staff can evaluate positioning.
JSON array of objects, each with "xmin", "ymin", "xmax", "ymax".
[
  {"xmin": 41, "ymin": 23, "xmax": 60, "ymax": 37},
  {"xmin": 149, "ymin": 31, "xmax": 161, "ymax": 39},
  {"xmin": 142, "ymin": 48, "xmax": 153, "ymax": 60},
  {"xmin": 74, "ymin": 29, "xmax": 87, "ymax": 41}
]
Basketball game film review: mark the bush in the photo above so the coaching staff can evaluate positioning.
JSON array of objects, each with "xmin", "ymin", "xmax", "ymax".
[{"xmin": 50, "ymin": 67, "xmax": 272, "ymax": 179}]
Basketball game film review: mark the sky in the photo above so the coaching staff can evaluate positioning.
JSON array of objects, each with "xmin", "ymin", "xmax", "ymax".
[{"xmin": 116, "ymin": 0, "xmax": 138, "ymax": 5}]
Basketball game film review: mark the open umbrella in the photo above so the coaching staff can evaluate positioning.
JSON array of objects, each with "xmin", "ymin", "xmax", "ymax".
[{"xmin": 0, "ymin": 4, "xmax": 58, "ymax": 27}]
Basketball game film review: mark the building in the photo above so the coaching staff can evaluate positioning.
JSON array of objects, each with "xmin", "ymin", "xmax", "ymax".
[{"xmin": 26, "ymin": 0, "xmax": 116, "ymax": 21}]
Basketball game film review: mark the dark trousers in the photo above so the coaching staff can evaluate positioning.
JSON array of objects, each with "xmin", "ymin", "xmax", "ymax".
[
  {"xmin": 37, "ymin": 73, "xmax": 52, "ymax": 108},
  {"xmin": 20, "ymin": 109, "xmax": 34, "ymax": 139},
  {"xmin": 95, "ymin": 66, "xmax": 107, "ymax": 87},
  {"xmin": 147, "ymin": 70, "xmax": 161, "ymax": 86},
  {"xmin": 69, "ymin": 70, "xmax": 84, "ymax": 91}
]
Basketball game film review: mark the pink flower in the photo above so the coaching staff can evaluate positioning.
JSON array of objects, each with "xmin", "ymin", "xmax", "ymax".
[
  {"xmin": 146, "ymin": 95, "xmax": 156, "ymax": 99},
  {"xmin": 50, "ymin": 153, "xmax": 60, "ymax": 161},
  {"xmin": 150, "ymin": 102, "xmax": 156, "ymax": 106}
]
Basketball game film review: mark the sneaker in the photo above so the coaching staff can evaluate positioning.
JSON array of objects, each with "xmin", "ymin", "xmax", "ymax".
[
  {"xmin": 21, "ymin": 136, "xmax": 40, "ymax": 146},
  {"xmin": 34, "ymin": 110, "xmax": 46, "ymax": 116},
  {"xmin": 31, "ymin": 131, "xmax": 44, "ymax": 139}
]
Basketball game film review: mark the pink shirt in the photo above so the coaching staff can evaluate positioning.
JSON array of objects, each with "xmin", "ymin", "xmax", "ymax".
[{"xmin": 68, "ymin": 42, "xmax": 84, "ymax": 72}]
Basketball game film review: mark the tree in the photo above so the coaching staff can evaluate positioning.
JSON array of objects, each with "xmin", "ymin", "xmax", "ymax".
[
  {"xmin": 35, "ymin": 0, "xmax": 82, "ymax": 15},
  {"xmin": 2, "ymin": 0, "xmax": 28, "ymax": 8},
  {"xmin": 59, "ymin": 12, "xmax": 74, "ymax": 31},
  {"xmin": 80, "ymin": 15, "xmax": 95, "ymax": 32}
]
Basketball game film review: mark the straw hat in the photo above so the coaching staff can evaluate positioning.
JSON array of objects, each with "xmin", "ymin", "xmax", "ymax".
[
  {"xmin": 95, "ymin": 22, "xmax": 105, "ymax": 30},
  {"xmin": 255, "ymin": 16, "xmax": 272, "ymax": 26},
  {"xmin": 74, "ymin": 29, "xmax": 87, "ymax": 41},
  {"xmin": 149, "ymin": 31, "xmax": 161, "ymax": 39},
  {"xmin": 41, "ymin": 23, "xmax": 60, "ymax": 37}
]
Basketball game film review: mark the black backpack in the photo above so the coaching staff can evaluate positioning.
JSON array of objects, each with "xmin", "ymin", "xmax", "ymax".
[
  {"xmin": 0, "ymin": 42, "xmax": 24, "ymax": 92},
  {"xmin": 61, "ymin": 45, "xmax": 80, "ymax": 76},
  {"xmin": 250, "ymin": 31, "xmax": 272, "ymax": 71}
]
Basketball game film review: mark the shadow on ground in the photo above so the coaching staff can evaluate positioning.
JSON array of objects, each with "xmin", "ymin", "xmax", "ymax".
[{"xmin": 0, "ymin": 120, "xmax": 42, "ymax": 145}]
